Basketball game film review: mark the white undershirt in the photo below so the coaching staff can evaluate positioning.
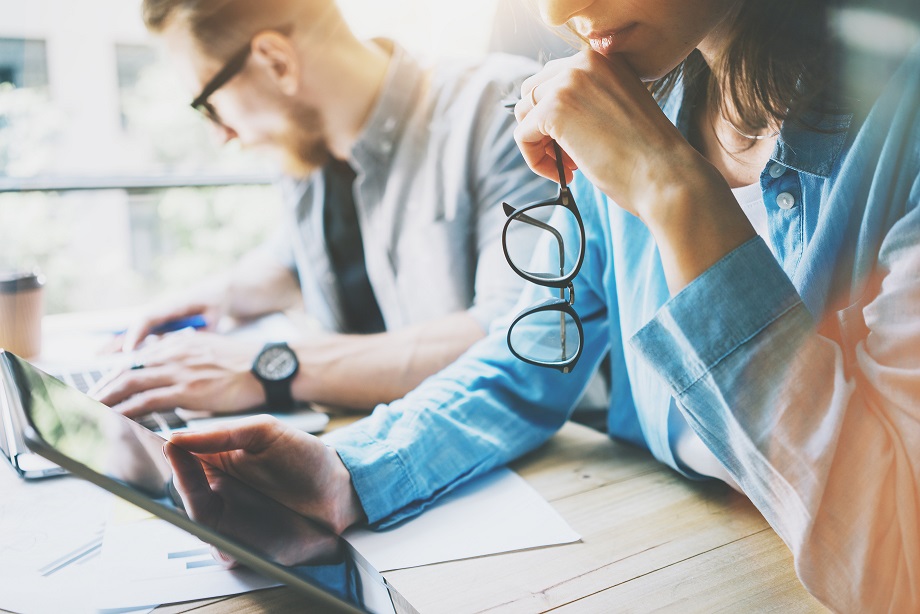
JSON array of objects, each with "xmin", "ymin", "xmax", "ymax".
[
  {"xmin": 672, "ymin": 182, "xmax": 767, "ymax": 491},
  {"xmin": 732, "ymin": 181, "xmax": 769, "ymax": 240}
]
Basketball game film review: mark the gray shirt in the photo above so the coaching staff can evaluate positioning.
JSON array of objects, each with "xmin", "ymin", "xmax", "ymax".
[{"xmin": 273, "ymin": 42, "xmax": 555, "ymax": 333}]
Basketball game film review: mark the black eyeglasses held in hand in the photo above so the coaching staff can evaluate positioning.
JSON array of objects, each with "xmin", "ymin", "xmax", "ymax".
[{"xmin": 501, "ymin": 140, "xmax": 586, "ymax": 373}]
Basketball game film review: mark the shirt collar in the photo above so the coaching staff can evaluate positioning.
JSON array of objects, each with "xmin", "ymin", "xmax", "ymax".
[
  {"xmin": 772, "ymin": 108, "xmax": 853, "ymax": 178},
  {"xmin": 349, "ymin": 39, "xmax": 424, "ymax": 172},
  {"xmin": 666, "ymin": 75, "xmax": 854, "ymax": 179}
]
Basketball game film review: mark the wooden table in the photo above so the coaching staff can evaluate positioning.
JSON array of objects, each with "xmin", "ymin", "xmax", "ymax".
[
  {"xmin": 151, "ymin": 421, "xmax": 827, "ymax": 613},
  {"xmin": 5, "ymin": 314, "xmax": 827, "ymax": 613}
]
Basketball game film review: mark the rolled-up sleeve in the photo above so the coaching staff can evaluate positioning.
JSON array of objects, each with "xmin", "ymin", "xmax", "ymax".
[
  {"xmin": 632, "ymin": 227, "xmax": 920, "ymax": 612},
  {"xmin": 325, "ymin": 191, "xmax": 613, "ymax": 527}
]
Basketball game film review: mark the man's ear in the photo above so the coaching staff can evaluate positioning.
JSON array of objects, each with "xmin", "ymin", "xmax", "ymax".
[{"xmin": 250, "ymin": 30, "xmax": 300, "ymax": 96}]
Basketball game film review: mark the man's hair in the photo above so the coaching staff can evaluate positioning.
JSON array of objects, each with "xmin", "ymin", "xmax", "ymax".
[{"xmin": 143, "ymin": 0, "xmax": 336, "ymax": 58}]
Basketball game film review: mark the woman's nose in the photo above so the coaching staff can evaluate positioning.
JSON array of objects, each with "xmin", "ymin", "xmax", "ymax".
[{"xmin": 537, "ymin": 0, "xmax": 595, "ymax": 27}]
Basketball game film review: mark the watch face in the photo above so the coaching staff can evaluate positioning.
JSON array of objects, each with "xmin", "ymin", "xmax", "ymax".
[{"xmin": 255, "ymin": 346, "xmax": 298, "ymax": 381}]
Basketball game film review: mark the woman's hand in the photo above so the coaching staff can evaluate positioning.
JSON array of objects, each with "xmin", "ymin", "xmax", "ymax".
[
  {"xmin": 165, "ymin": 437, "xmax": 344, "ymax": 568},
  {"xmin": 515, "ymin": 49, "xmax": 755, "ymax": 294},
  {"xmin": 515, "ymin": 50, "xmax": 708, "ymax": 220},
  {"xmin": 168, "ymin": 415, "xmax": 367, "ymax": 535}
]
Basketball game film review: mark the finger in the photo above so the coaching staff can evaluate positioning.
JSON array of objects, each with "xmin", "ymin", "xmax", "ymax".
[
  {"xmin": 123, "ymin": 305, "xmax": 208, "ymax": 353},
  {"xmin": 113, "ymin": 386, "xmax": 186, "ymax": 418},
  {"xmin": 514, "ymin": 95, "xmax": 577, "ymax": 185},
  {"xmin": 209, "ymin": 545, "xmax": 239, "ymax": 569},
  {"xmin": 94, "ymin": 368, "xmax": 177, "ymax": 407},
  {"xmin": 516, "ymin": 56, "xmax": 577, "ymax": 123},
  {"xmin": 169, "ymin": 414, "xmax": 284, "ymax": 455},
  {"xmin": 164, "ymin": 441, "xmax": 219, "ymax": 525},
  {"xmin": 98, "ymin": 333, "xmax": 127, "ymax": 356},
  {"xmin": 514, "ymin": 128, "xmax": 576, "ymax": 186},
  {"xmin": 544, "ymin": 141, "xmax": 578, "ymax": 174},
  {"xmin": 122, "ymin": 318, "xmax": 171, "ymax": 354},
  {"xmin": 518, "ymin": 56, "xmax": 570, "ymax": 106},
  {"xmin": 132, "ymin": 334, "xmax": 200, "ymax": 368}
]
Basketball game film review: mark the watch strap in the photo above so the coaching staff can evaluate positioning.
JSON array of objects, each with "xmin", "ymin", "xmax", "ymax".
[
  {"xmin": 252, "ymin": 342, "xmax": 298, "ymax": 410},
  {"xmin": 263, "ymin": 378, "xmax": 295, "ymax": 410}
]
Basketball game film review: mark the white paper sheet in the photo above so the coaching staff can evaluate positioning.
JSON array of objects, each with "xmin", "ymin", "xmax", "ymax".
[
  {"xmin": 94, "ymin": 467, "xmax": 580, "ymax": 608},
  {"xmin": 94, "ymin": 501, "xmax": 280, "ymax": 610},
  {"xmin": 0, "ymin": 467, "xmax": 154, "ymax": 614},
  {"xmin": 343, "ymin": 467, "xmax": 581, "ymax": 572}
]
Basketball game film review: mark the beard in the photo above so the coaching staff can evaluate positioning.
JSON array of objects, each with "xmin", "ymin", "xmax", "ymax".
[{"xmin": 277, "ymin": 101, "xmax": 331, "ymax": 178}]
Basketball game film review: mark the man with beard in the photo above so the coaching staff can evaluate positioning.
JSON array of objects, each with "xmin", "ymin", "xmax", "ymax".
[{"xmin": 96, "ymin": 0, "xmax": 553, "ymax": 416}]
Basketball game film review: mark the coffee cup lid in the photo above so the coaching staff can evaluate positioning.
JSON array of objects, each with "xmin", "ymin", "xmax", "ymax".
[{"xmin": 0, "ymin": 271, "xmax": 45, "ymax": 294}]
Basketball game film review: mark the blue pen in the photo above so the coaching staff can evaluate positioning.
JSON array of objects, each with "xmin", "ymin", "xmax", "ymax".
[
  {"xmin": 114, "ymin": 314, "xmax": 208, "ymax": 336},
  {"xmin": 149, "ymin": 314, "xmax": 209, "ymax": 334}
]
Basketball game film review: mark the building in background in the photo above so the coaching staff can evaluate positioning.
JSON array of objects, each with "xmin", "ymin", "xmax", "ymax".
[{"xmin": 0, "ymin": 0, "xmax": 509, "ymax": 313}]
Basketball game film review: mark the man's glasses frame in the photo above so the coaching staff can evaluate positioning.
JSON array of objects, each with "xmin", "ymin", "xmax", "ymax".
[
  {"xmin": 190, "ymin": 24, "xmax": 293, "ymax": 127},
  {"xmin": 501, "ymin": 140, "xmax": 586, "ymax": 373}
]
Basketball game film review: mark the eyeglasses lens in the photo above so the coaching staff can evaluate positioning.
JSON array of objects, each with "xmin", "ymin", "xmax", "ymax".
[{"xmin": 508, "ymin": 307, "xmax": 581, "ymax": 366}]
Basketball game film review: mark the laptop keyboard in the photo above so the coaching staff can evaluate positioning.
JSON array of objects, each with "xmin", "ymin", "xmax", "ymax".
[
  {"xmin": 57, "ymin": 369, "xmax": 104, "ymax": 394},
  {"xmin": 135, "ymin": 410, "xmax": 188, "ymax": 432},
  {"xmin": 49, "ymin": 369, "xmax": 188, "ymax": 433}
]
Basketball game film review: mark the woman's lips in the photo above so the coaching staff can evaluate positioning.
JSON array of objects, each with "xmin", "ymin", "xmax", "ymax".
[{"xmin": 586, "ymin": 23, "xmax": 638, "ymax": 56}]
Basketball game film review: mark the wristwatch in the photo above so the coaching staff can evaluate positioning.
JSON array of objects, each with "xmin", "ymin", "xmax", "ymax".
[{"xmin": 251, "ymin": 342, "xmax": 299, "ymax": 410}]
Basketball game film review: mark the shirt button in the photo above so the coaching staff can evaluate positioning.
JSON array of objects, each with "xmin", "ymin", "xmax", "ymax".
[
  {"xmin": 776, "ymin": 192, "xmax": 796, "ymax": 210},
  {"xmin": 769, "ymin": 163, "xmax": 786, "ymax": 178}
]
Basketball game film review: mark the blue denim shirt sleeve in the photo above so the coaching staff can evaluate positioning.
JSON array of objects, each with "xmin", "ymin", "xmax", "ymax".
[
  {"xmin": 324, "ymin": 181, "xmax": 614, "ymax": 527},
  {"xmin": 630, "ymin": 44, "xmax": 920, "ymax": 612},
  {"xmin": 631, "ymin": 237, "xmax": 815, "ymax": 489},
  {"xmin": 632, "ymin": 237, "xmax": 806, "ymax": 397}
]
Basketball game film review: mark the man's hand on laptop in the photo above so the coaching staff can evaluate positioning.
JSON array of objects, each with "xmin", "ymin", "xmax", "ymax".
[
  {"xmin": 167, "ymin": 415, "xmax": 367, "ymax": 536},
  {"xmin": 93, "ymin": 332, "xmax": 266, "ymax": 417}
]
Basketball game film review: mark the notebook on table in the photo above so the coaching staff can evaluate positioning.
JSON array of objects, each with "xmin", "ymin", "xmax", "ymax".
[{"xmin": 1, "ymin": 350, "xmax": 416, "ymax": 614}]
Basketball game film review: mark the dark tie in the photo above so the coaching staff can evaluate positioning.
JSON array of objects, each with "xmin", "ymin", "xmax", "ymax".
[{"xmin": 322, "ymin": 159, "xmax": 386, "ymax": 334}]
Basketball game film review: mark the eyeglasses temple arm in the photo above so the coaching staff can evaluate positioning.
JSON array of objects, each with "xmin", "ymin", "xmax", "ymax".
[
  {"xmin": 503, "ymin": 204, "xmax": 566, "ymax": 278},
  {"xmin": 552, "ymin": 141, "xmax": 567, "ymax": 190}
]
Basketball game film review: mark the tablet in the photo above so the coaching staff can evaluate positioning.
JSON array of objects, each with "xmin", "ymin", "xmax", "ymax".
[{"xmin": 1, "ymin": 350, "xmax": 416, "ymax": 614}]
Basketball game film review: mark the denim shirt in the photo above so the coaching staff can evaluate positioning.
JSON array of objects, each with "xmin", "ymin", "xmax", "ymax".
[{"xmin": 326, "ymin": 43, "xmax": 920, "ymax": 613}]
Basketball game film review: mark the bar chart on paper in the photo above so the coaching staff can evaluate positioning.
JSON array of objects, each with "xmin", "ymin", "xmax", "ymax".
[{"xmin": 95, "ymin": 499, "xmax": 279, "ymax": 610}]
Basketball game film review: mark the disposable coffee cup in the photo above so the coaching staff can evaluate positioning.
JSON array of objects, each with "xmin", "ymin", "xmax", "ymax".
[{"xmin": 0, "ymin": 271, "xmax": 45, "ymax": 358}]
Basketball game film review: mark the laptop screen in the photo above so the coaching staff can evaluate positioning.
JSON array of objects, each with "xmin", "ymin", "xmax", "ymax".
[{"xmin": 3, "ymin": 351, "xmax": 406, "ymax": 614}]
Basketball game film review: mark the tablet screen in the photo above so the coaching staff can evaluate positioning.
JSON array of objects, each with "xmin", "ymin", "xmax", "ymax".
[{"xmin": 6, "ymin": 352, "xmax": 402, "ymax": 614}]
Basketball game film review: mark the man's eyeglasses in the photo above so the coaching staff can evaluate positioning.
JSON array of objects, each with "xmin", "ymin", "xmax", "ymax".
[
  {"xmin": 190, "ymin": 25, "xmax": 293, "ymax": 127},
  {"xmin": 190, "ymin": 43, "xmax": 252, "ymax": 127},
  {"xmin": 501, "ymin": 140, "xmax": 586, "ymax": 373}
]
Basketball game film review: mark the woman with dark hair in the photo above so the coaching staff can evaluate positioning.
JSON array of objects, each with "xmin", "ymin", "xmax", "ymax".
[
  {"xmin": 503, "ymin": 1, "xmax": 920, "ymax": 610},
  {"xmin": 170, "ymin": 1, "xmax": 920, "ymax": 610}
]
